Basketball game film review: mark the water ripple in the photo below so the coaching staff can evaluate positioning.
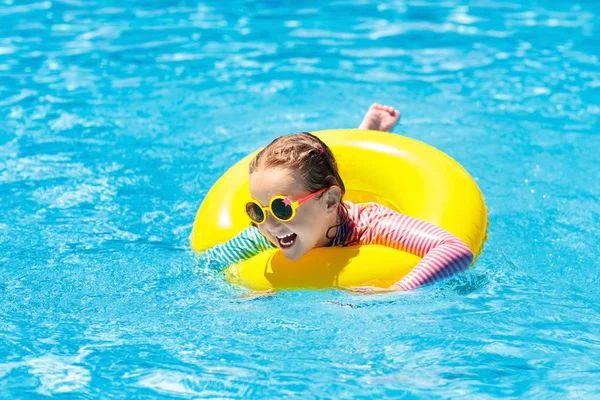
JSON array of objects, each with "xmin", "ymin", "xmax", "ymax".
[{"xmin": 1, "ymin": 0, "xmax": 600, "ymax": 397}]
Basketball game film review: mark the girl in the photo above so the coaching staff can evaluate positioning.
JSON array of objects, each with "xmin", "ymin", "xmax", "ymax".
[{"xmin": 202, "ymin": 104, "xmax": 474, "ymax": 294}]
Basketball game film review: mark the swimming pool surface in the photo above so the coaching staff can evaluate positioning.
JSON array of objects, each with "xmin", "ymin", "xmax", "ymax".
[{"xmin": 1, "ymin": 0, "xmax": 599, "ymax": 397}]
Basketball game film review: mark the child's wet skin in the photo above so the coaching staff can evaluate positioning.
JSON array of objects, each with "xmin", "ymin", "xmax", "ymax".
[
  {"xmin": 249, "ymin": 167, "xmax": 341, "ymax": 261},
  {"xmin": 358, "ymin": 103, "xmax": 400, "ymax": 131}
]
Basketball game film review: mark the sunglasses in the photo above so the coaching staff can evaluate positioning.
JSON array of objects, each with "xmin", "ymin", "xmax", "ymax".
[{"xmin": 245, "ymin": 187, "xmax": 330, "ymax": 224}]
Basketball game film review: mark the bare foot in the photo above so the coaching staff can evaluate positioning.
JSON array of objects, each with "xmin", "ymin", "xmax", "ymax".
[{"xmin": 358, "ymin": 103, "xmax": 400, "ymax": 132}]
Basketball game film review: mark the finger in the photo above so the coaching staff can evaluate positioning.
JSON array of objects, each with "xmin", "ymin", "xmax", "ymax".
[{"xmin": 240, "ymin": 289, "xmax": 276, "ymax": 298}]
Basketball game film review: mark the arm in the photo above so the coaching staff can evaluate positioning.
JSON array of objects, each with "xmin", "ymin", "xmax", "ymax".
[
  {"xmin": 200, "ymin": 226, "xmax": 274, "ymax": 268},
  {"xmin": 367, "ymin": 206, "xmax": 474, "ymax": 290}
]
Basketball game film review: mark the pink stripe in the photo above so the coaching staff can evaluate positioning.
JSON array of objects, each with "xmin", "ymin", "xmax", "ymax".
[
  {"xmin": 445, "ymin": 250, "xmax": 463, "ymax": 275},
  {"xmin": 443, "ymin": 247, "xmax": 465, "ymax": 274},
  {"xmin": 432, "ymin": 255, "xmax": 450, "ymax": 281},
  {"xmin": 412, "ymin": 224, "xmax": 432, "ymax": 256},
  {"xmin": 441, "ymin": 245, "xmax": 472, "ymax": 271},
  {"xmin": 408, "ymin": 262, "xmax": 435, "ymax": 284},
  {"xmin": 423, "ymin": 256, "xmax": 450, "ymax": 280},
  {"xmin": 401, "ymin": 217, "xmax": 422, "ymax": 253},
  {"xmin": 451, "ymin": 248, "xmax": 470, "ymax": 272},
  {"xmin": 374, "ymin": 213, "xmax": 394, "ymax": 247},
  {"xmin": 342, "ymin": 202, "xmax": 475, "ymax": 290},
  {"xmin": 414, "ymin": 224, "xmax": 440, "ymax": 257},
  {"xmin": 388, "ymin": 215, "xmax": 408, "ymax": 249},
  {"xmin": 433, "ymin": 248, "xmax": 460, "ymax": 276},
  {"xmin": 410, "ymin": 259, "xmax": 442, "ymax": 284},
  {"xmin": 402, "ymin": 274, "xmax": 421, "ymax": 289},
  {"xmin": 400, "ymin": 218, "xmax": 422, "ymax": 254},
  {"xmin": 413, "ymin": 267, "xmax": 434, "ymax": 286},
  {"xmin": 422, "ymin": 257, "xmax": 448, "ymax": 280},
  {"xmin": 382, "ymin": 215, "xmax": 396, "ymax": 247},
  {"xmin": 423, "ymin": 223, "xmax": 446, "ymax": 250}
]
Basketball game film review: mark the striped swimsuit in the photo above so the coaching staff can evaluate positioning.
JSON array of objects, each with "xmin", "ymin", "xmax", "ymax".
[{"xmin": 201, "ymin": 201, "xmax": 474, "ymax": 290}]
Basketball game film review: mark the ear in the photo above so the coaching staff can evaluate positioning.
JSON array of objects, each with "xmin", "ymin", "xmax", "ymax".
[{"xmin": 324, "ymin": 186, "xmax": 342, "ymax": 213}]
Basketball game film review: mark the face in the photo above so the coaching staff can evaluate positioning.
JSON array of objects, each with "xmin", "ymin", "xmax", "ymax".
[{"xmin": 249, "ymin": 167, "xmax": 340, "ymax": 260}]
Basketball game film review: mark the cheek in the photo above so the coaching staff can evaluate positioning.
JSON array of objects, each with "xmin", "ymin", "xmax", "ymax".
[
  {"xmin": 257, "ymin": 225, "xmax": 272, "ymax": 239},
  {"xmin": 293, "ymin": 204, "xmax": 327, "ymax": 232}
]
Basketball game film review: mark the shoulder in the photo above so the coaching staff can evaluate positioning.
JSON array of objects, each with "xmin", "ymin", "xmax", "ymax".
[
  {"xmin": 343, "ymin": 200, "xmax": 400, "ymax": 222},
  {"xmin": 341, "ymin": 200, "xmax": 403, "ymax": 244}
]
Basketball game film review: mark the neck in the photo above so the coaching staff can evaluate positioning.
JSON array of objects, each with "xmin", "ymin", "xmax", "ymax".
[{"xmin": 316, "ymin": 204, "xmax": 341, "ymax": 248}]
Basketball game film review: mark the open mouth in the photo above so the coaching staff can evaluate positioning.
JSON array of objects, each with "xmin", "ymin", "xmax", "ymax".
[{"xmin": 276, "ymin": 233, "xmax": 297, "ymax": 250}]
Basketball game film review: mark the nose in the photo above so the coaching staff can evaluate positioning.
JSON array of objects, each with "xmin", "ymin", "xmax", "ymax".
[{"xmin": 264, "ymin": 211, "xmax": 282, "ymax": 227}]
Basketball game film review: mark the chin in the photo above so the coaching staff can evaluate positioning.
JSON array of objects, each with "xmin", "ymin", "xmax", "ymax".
[
  {"xmin": 281, "ymin": 242, "xmax": 310, "ymax": 260},
  {"xmin": 282, "ymin": 250, "xmax": 304, "ymax": 261}
]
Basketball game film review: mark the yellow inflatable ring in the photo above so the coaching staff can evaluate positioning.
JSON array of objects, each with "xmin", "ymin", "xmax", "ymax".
[{"xmin": 190, "ymin": 129, "xmax": 488, "ymax": 290}]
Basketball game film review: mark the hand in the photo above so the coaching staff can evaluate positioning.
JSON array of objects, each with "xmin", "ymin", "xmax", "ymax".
[
  {"xmin": 342, "ymin": 284, "xmax": 404, "ymax": 295},
  {"xmin": 239, "ymin": 288, "xmax": 277, "ymax": 299}
]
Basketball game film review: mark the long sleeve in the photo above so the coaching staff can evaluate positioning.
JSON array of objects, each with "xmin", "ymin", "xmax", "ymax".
[
  {"xmin": 200, "ymin": 226, "xmax": 275, "ymax": 269},
  {"xmin": 348, "ymin": 203, "xmax": 474, "ymax": 290}
]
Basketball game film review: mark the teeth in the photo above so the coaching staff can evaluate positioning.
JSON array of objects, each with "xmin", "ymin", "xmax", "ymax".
[{"xmin": 277, "ymin": 233, "xmax": 296, "ymax": 246}]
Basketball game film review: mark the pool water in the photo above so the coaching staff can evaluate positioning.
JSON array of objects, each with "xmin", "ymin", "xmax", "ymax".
[{"xmin": 1, "ymin": 0, "xmax": 599, "ymax": 397}]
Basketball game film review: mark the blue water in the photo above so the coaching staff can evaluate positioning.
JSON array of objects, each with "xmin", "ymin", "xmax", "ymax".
[{"xmin": 1, "ymin": 0, "xmax": 599, "ymax": 397}]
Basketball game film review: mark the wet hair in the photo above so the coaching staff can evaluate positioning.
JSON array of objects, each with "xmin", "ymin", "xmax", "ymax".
[{"xmin": 249, "ymin": 132, "xmax": 349, "ymax": 241}]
